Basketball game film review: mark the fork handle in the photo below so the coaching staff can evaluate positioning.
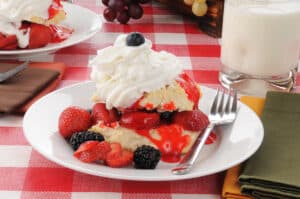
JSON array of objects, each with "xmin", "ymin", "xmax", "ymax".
[{"xmin": 171, "ymin": 123, "xmax": 215, "ymax": 175}]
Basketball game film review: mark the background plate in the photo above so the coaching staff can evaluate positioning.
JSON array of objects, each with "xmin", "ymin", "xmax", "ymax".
[
  {"xmin": 23, "ymin": 81, "xmax": 264, "ymax": 181},
  {"xmin": 0, "ymin": 3, "xmax": 102, "ymax": 59}
]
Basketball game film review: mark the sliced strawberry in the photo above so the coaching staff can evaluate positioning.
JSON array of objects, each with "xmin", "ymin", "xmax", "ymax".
[
  {"xmin": 73, "ymin": 141, "xmax": 111, "ymax": 163},
  {"xmin": 172, "ymin": 109, "xmax": 209, "ymax": 131},
  {"xmin": 58, "ymin": 106, "xmax": 92, "ymax": 138},
  {"xmin": 0, "ymin": 34, "xmax": 18, "ymax": 50},
  {"xmin": 2, "ymin": 42, "xmax": 18, "ymax": 50},
  {"xmin": 48, "ymin": 0, "xmax": 63, "ymax": 20},
  {"xmin": 91, "ymin": 103, "xmax": 119, "ymax": 125},
  {"xmin": 106, "ymin": 143, "xmax": 133, "ymax": 168},
  {"xmin": 120, "ymin": 111, "xmax": 160, "ymax": 130},
  {"xmin": 73, "ymin": 141, "xmax": 99, "ymax": 163},
  {"xmin": 28, "ymin": 23, "xmax": 52, "ymax": 49},
  {"xmin": 20, "ymin": 21, "xmax": 30, "ymax": 29},
  {"xmin": 107, "ymin": 142, "xmax": 122, "ymax": 156},
  {"xmin": 49, "ymin": 25, "xmax": 74, "ymax": 43},
  {"xmin": 96, "ymin": 141, "xmax": 112, "ymax": 160},
  {"xmin": 106, "ymin": 150, "xmax": 133, "ymax": 168},
  {"xmin": 206, "ymin": 132, "xmax": 217, "ymax": 145}
]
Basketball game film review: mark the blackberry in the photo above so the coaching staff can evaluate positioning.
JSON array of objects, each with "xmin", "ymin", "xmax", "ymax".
[
  {"xmin": 69, "ymin": 131, "xmax": 104, "ymax": 150},
  {"xmin": 126, "ymin": 32, "xmax": 145, "ymax": 46},
  {"xmin": 160, "ymin": 111, "xmax": 174, "ymax": 123},
  {"xmin": 133, "ymin": 145, "xmax": 161, "ymax": 169}
]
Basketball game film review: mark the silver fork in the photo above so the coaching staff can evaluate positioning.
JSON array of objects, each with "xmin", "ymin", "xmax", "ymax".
[
  {"xmin": 0, "ymin": 61, "xmax": 29, "ymax": 83},
  {"xmin": 172, "ymin": 88, "xmax": 237, "ymax": 175}
]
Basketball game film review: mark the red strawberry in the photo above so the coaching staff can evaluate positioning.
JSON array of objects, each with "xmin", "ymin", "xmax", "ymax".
[
  {"xmin": 173, "ymin": 109, "xmax": 209, "ymax": 131},
  {"xmin": 0, "ymin": 34, "xmax": 18, "ymax": 50},
  {"xmin": 20, "ymin": 21, "xmax": 30, "ymax": 29},
  {"xmin": 28, "ymin": 23, "xmax": 52, "ymax": 49},
  {"xmin": 58, "ymin": 106, "xmax": 92, "ymax": 138},
  {"xmin": 48, "ymin": 0, "xmax": 63, "ymax": 19},
  {"xmin": 107, "ymin": 142, "xmax": 122, "ymax": 155},
  {"xmin": 49, "ymin": 25, "xmax": 74, "ymax": 43},
  {"xmin": 74, "ymin": 141, "xmax": 111, "ymax": 163},
  {"xmin": 206, "ymin": 132, "xmax": 217, "ymax": 145},
  {"xmin": 106, "ymin": 143, "xmax": 133, "ymax": 168},
  {"xmin": 96, "ymin": 141, "xmax": 112, "ymax": 160},
  {"xmin": 91, "ymin": 103, "xmax": 119, "ymax": 124},
  {"xmin": 120, "ymin": 111, "xmax": 160, "ymax": 130},
  {"xmin": 73, "ymin": 141, "xmax": 99, "ymax": 163},
  {"xmin": 3, "ymin": 43, "xmax": 18, "ymax": 50}
]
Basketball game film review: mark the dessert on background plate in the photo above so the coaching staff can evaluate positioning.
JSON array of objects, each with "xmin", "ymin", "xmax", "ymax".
[
  {"xmin": 0, "ymin": 0, "xmax": 73, "ymax": 50},
  {"xmin": 156, "ymin": 0, "xmax": 224, "ymax": 38},
  {"xmin": 58, "ymin": 32, "xmax": 215, "ymax": 169}
]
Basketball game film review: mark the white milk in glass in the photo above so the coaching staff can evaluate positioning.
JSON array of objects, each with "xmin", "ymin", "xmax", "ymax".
[{"xmin": 219, "ymin": 0, "xmax": 300, "ymax": 96}]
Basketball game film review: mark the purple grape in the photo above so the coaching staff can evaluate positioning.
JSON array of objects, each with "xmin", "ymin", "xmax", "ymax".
[
  {"xmin": 103, "ymin": 7, "xmax": 117, "ymax": 22},
  {"xmin": 124, "ymin": 0, "xmax": 133, "ymax": 5},
  {"xmin": 108, "ymin": 0, "xmax": 125, "ymax": 11},
  {"xmin": 128, "ymin": 3, "xmax": 143, "ymax": 19},
  {"xmin": 139, "ymin": 0, "xmax": 150, "ymax": 4},
  {"xmin": 102, "ymin": 0, "xmax": 109, "ymax": 6},
  {"xmin": 117, "ymin": 10, "xmax": 130, "ymax": 24}
]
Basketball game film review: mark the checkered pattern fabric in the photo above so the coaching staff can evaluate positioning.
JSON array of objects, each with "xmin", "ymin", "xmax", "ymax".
[
  {"xmin": 1, "ymin": 0, "xmax": 299, "ymax": 199},
  {"xmin": 0, "ymin": 126, "xmax": 222, "ymax": 198}
]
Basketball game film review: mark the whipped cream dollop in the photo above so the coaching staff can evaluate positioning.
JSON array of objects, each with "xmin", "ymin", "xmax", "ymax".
[
  {"xmin": 90, "ymin": 34, "xmax": 183, "ymax": 109},
  {"xmin": 0, "ymin": 0, "xmax": 52, "ymax": 48}
]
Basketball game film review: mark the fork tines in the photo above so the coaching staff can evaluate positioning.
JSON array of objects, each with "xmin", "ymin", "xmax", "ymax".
[{"xmin": 213, "ymin": 88, "xmax": 237, "ymax": 116}]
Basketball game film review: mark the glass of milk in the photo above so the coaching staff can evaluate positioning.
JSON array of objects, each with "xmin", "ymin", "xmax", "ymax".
[{"xmin": 219, "ymin": 0, "xmax": 300, "ymax": 96}]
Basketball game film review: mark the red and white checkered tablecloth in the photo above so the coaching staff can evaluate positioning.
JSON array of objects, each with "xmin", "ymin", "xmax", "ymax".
[{"xmin": 0, "ymin": 1, "xmax": 299, "ymax": 199}]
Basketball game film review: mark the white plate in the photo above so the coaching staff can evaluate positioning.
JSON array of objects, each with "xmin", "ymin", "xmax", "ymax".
[
  {"xmin": 0, "ymin": 3, "xmax": 102, "ymax": 59},
  {"xmin": 23, "ymin": 81, "xmax": 264, "ymax": 181}
]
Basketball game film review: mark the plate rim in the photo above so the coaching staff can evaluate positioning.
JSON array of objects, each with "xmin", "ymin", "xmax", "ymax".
[
  {"xmin": 0, "ymin": 2, "xmax": 102, "ymax": 56},
  {"xmin": 23, "ymin": 81, "xmax": 264, "ymax": 181}
]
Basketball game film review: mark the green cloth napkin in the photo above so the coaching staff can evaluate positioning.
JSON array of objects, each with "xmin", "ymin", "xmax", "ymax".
[{"xmin": 239, "ymin": 91, "xmax": 300, "ymax": 199}]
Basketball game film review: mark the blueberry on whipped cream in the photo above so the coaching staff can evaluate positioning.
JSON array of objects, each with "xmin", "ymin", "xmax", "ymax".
[{"xmin": 126, "ymin": 32, "xmax": 145, "ymax": 46}]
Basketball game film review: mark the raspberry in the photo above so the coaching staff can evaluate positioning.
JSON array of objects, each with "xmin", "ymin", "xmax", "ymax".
[
  {"xmin": 133, "ymin": 145, "xmax": 161, "ymax": 169},
  {"xmin": 69, "ymin": 131, "xmax": 105, "ymax": 150}
]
